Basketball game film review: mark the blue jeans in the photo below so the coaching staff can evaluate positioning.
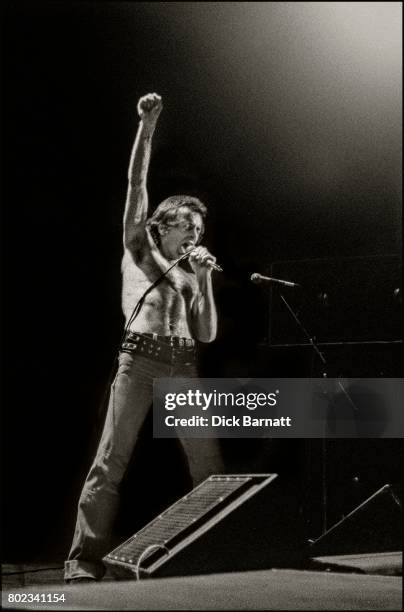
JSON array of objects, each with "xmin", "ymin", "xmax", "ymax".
[{"xmin": 64, "ymin": 350, "xmax": 223, "ymax": 581}]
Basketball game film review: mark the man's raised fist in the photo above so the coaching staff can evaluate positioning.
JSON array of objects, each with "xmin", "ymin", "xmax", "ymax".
[{"xmin": 137, "ymin": 93, "xmax": 163, "ymax": 123}]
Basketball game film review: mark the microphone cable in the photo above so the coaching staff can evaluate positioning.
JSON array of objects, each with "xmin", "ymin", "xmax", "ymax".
[
  {"xmin": 122, "ymin": 248, "xmax": 194, "ymax": 342},
  {"xmin": 94, "ymin": 248, "xmax": 195, "ymax": 435}
]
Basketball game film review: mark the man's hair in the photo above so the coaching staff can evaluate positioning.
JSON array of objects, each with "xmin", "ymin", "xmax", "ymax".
[{"xmin": 146, "ymin": 195, "xmax": 207, "ymax": 245}]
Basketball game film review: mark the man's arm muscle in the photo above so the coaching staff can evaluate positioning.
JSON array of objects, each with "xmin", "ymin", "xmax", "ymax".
[{"xmin": 123, "ymin": 93, "xmax": 162, "ymax": 251}]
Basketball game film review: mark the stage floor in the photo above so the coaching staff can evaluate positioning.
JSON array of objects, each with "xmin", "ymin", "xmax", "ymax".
[{"xmin": 2, "ymin": 555, "xmax": 402, "ymax": 611}]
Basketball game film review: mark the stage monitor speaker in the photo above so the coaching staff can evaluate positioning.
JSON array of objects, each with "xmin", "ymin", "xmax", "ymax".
[
  {"xmin": 309, "ymin": 484, "xmax": 402, "ymax": 557},
  {"xmin": 104, "ymin": 474, "xmax": 305, "ymax": 579}
]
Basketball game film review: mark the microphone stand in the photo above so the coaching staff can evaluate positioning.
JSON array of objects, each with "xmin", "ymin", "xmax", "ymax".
[
  {"xmin": 278, "ymin": 293, "xmax": 327, "ymax": 369},
  {"xmin": 273, "ymin": 288, "xmax": 358, "ymax": 539},
  {"xmin": 277, "ymin": 291, "xmax": 328, "ymax": 537}
]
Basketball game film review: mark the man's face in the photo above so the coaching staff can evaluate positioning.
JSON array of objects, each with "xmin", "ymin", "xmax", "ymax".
[{"xmin": 159, "ymin": 208, "xmax": 203, "ymax": 260}]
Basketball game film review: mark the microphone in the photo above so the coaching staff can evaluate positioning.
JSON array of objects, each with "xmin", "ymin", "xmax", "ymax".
[
  {"xmin": 207, "ymin": 261, "xmax": 223, "ymax": 272},
  {"xmin": 181, "ymin": 247, "xmax": 223, "ymax": 272},
  {"xmin": 250, "ymin": 273, "xmax": 300, "ymax": 288}
]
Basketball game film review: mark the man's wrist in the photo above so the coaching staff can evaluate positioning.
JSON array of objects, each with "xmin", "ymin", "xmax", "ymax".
[{"xmin": 141, "ymin": 119, "xmax": 157, "ymax": 138}]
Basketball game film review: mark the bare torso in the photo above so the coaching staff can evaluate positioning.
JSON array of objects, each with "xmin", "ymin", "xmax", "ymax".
[{"xmin": 121, "ymin": 246, "xmax": 199, "ymax": 338}]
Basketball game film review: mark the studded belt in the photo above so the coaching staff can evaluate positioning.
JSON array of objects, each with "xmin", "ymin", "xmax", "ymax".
[{"xmin": 121, "ymin": 332, "xmax": 197, "ymax": 365}]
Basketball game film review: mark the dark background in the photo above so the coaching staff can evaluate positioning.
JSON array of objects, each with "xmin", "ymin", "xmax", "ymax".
[{"xmin": 2, "ymin": 2, "xmax": 402, "ymax": 562}]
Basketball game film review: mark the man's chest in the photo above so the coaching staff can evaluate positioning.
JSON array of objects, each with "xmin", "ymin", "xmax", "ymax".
[{"xmin": 122, "ymin": 258, "xmax": 198, "ymax": 302}]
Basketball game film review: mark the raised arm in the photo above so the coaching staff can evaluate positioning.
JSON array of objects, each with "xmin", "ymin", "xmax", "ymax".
[{"xmin": 123, "ymin": 93, "xmax": 163, "ymax": 250}]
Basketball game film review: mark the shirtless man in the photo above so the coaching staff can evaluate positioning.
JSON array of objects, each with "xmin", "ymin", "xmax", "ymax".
[{"xmin": 64, "ymin": 93, "xmax": 223, "ymax": 583}]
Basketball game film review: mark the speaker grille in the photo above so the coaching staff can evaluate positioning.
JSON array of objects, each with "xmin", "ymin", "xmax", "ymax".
[{"xmin": 105, "ymin": 475, "xmax": 254, "ymax": 572}]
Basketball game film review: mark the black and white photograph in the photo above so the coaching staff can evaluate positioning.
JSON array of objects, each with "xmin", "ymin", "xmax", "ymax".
[{"xmin": 2, "ymin": 2, "xmax": 403, "ymax": 610}]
